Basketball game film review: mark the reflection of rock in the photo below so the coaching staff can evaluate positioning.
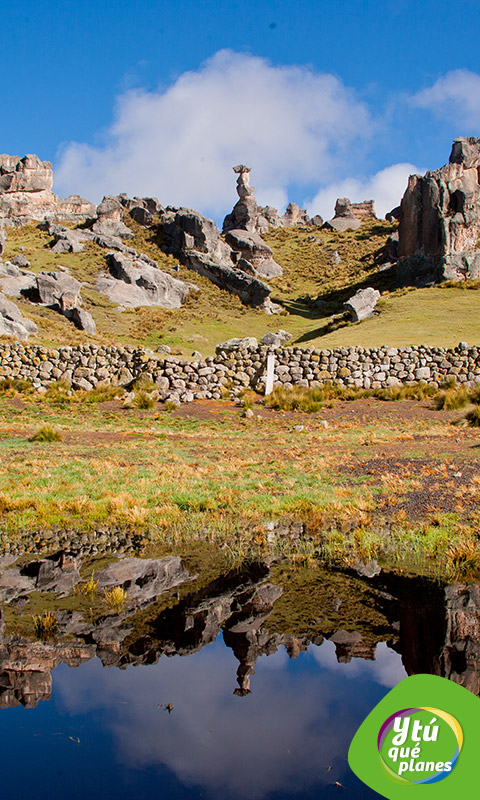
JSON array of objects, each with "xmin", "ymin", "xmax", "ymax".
[
  {"xmin": 3, "ymin": 551, "xmax": 480, "ymax": 708},
  {"xmin": 441, "ymin": 584, "xmax": 480, "ymax": 695},
  {"xmin": 95, "ymin": 556, "xmax": 192, "ymax": 606}
]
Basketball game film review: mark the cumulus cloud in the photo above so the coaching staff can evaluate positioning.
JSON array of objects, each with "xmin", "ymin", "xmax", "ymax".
[
  {"xmin": 411, "ymin": 69, "xmax": 480, "ymax": 128},
  {"xmin": 54, "ymin": 49, "xmax": 373, "ymax": 217},
  {"xmin": 308, "ymin": 162, "xmax": 425, "ymax": 220}
]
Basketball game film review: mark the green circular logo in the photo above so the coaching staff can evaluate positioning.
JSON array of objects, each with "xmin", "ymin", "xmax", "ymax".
[{"xmin": 378, "ymin": 707, "xmax": 463, "ymax": 784}]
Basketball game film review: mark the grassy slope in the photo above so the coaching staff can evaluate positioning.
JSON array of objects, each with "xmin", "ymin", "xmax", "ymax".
[{"xmin": 3, "ymin": 218, "xmax": 480, "ymax": 352}]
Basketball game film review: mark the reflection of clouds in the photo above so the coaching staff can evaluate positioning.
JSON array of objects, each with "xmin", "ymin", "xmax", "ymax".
[
  {"xmin": 54, "ymin": 639, "xmax": 401, "ymax": 799},
  {"xmin": 312, "ymin": 640, "xmax": 407, "ymax": 688}
]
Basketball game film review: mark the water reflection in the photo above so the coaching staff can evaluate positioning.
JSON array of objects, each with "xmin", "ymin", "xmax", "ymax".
[{"xmin": 0, "ymin": 549, "xmax": 479, "ymax": 798}]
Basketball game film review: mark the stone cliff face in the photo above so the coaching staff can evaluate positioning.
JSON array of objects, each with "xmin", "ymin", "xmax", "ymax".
[
  {"xmin": 398, "ymin": 137, "xmax": 480, "ymax": 285},
  {"xmin": 0, "ymin": 154, "xmax": 95, "ymax": 225}
]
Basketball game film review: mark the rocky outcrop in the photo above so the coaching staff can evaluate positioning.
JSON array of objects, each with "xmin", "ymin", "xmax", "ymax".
[
  {"xmin": 398, "ymin": 137, "xmax": 480, "ymax": 285},
  {"xmin": 98, "ymin": 251, "xmax": 197, "ymax": 309},
  {"xmin": 334, "ymin": 198, "xmax": 376, "ymax": 222},
  {"xmin": 344, "ymin": 287, "xmax": 380, "ymax": 321},
  {"xmin": 91, "ymin": 196, "xmax": 134, "ymax": 239},
  {"xmin": 324, "ymin": 197, "xmax": 371, "ymax": 232},
  {"xmin": 0, "ymin": 155, "xmax": 96, "ymax": 225},
  {"xmin": 224, "ymin": 229, "xmax": 283, "ymax": 278},
  {"xmin": 34, "ymin": 271, "xmax": 96, "ymax": 334},
  {"xmin": 158, "ymin": 206, "xmax": 274, "ymax": 308},
  {"xmin": 223, "ymin": 166, "xmax": 320, "ymax": 234},
  {"xmin": 0, "ymin": 293, "xmax": 38, "ymax": 340}
]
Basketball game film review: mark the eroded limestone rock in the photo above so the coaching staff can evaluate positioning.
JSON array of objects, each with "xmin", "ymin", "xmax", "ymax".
[{"xmin": 398, "ymin": 137, "xmax": 480, "ymax": 285}]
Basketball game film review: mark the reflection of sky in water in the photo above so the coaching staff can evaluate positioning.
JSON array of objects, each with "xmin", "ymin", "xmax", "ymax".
[{"xmin": 1, "ymin": 638, "xmax": 404, "ymax": 799}]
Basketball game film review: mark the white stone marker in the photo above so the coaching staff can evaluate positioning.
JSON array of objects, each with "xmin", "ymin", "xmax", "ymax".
[{"xmin": 265, "ymin": 352, "xmax": 275, "ymax": 395}]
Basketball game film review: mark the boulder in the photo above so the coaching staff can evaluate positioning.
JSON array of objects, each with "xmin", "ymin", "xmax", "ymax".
[
  {"xmin": 0, "ymin": 227, "xmax": 5, "ymax": 256},
  {"xmin": 65, "ymin": 307, "xmax": 96, "ymax": 335},
  {"xmin": 216, "ymin": 337, "xmax": 258, "ymax": 352},
  {"xmin": 36, "ymin": 272, "xmax": 82, "ymax": 308},
  {"xmin": 225, "ymin": 229, "xmax": 283, "ymax": 278},
  {"xmin": 129, "ymin": 206, "xmax": 154, "ymax": 226},
  {"xmin": 344, "ymin": 287, "xmax": 380, "ymax": 321},
  {"xmin": 324, "ymin": 215, "xmax": 361, "ymax": 232},
  {"xmin": 260, "ymin": 330, "xmax": 292, "ymax": 348},
  {"xmin": 50, "ymin": 228, "xmax": 92, "ymax": 253},
  {"xmin": 91, "ymin": 219, "xmax": 134, "ymax": 240},
  {"xmin": 10, "ymin": 254, "xmax": 30, "ymax": 268},
  {"xmin": 0, "ymin": 262, "xmax": 37, "ymax": 297},
  {"xmin": 398, "ymin": 137, "xmax": 480, "ymax": 285},
  {"xmin": 0, "ymin": 293, "xmax": 38, "ymax": 340},
  {"xmin": 98, "ymin": 251, "xmax": 197, "ymax": 309}
]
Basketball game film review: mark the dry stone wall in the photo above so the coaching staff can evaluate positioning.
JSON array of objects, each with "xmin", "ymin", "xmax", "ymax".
[{"xmin": 0, "ymin": 342, "xmax": 479, "ymax": 400}]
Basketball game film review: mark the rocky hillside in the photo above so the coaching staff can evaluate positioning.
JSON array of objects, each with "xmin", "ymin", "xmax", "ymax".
[{"xmin": 0, "ymin": 141, "xmax": 479, "ymax": 355}]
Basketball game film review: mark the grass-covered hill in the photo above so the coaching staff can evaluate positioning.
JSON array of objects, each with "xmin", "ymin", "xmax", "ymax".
[{"xmin": 3, "ymin": 216, "xmax": 480, "ymax": 354}]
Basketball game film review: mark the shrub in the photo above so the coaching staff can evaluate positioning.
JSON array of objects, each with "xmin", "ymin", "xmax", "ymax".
[
  {"xmin": 33, "ymin": 611, "xmax": 58, "ymax": 639},
  {"xmin": 103, "ymin": 585, "xmax": 127, "ymax": 613},
  {"xmin": 29, "ymin": 425, "xmax": 63, "ymax": 442}
]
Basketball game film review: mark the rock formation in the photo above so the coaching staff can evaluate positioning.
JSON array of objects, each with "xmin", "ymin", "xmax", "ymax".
[
  {"xmin": 0, "ymin": 293, "xmax": 38, "ymax": 340},
  {"xmin": 221, "ymin": 166, "xmax": 283, "ymax": 278},
  {"xmin": 157, "ymin": 206, "xmax": 276, "ymax": 309},
  {"xmin": 98, "ymin": 251, "xmax": 197, "ymax": 309},
  {"xmin": 223, "ymin": 166, "xmax": 320, "ymax": 234},
  {"xmin": 324, "ymin": 197, "xmax": 375, "ymax": 232},
  {"xmin": 398, "ymin": 137, "xmax": 480, "ymax": 285},
  {"xmin": 0, "ymin": 154, "xmax": 95, "ymax": 225},
  {"xmin": 344, "ymin": 287, "xmax": 380, "ymax": 321}
]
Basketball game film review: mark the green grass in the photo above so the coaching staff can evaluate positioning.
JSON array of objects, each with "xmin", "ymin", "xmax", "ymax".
[{"xmin": 29, "ymin": 425, "xmax": 63, "ymax": 442}]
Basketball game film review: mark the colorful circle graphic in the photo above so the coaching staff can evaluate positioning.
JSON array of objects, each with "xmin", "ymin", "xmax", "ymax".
[{"xmin": 377, "ymin": 706, "xmax": 463, "ymax": 784}]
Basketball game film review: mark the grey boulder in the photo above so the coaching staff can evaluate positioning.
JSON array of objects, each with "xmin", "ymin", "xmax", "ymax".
[
  {"xmin": 225, "ymin": 229, "xmax": 283, "ymax": 278},
  {"xmin": 98, "ymin": 251, "xmax": 197, "ymax": 309},
  {"xmin": 344, "ymin": 287, "xmax": 380, "ymax": 321},
  {"xmin": 0, "ymin": 292, "xmax": 38, "ymax": 340}
]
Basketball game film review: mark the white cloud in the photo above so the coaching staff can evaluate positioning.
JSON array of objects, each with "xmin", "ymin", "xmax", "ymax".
[
  {"xmin": 54, "ymin": 49, "xmax": 372, "ymax": 218},
  {"xmin": 411, "ymin": 69, "xmax": 480, "ymax": 127},
  {"xmin": 308, "ymin": 162, "xmax": 425, "ymax": 220}
]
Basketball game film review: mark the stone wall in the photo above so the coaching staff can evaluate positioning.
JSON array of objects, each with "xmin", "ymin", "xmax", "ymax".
[{"xmin": 0, "ymin": 341, "xmax": 479, "ymax": 401}]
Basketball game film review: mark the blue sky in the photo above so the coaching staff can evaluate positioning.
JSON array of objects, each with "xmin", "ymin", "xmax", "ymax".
[{"xmin": 3, "ymin": 0, "xmax": 480, "ymax": 221}]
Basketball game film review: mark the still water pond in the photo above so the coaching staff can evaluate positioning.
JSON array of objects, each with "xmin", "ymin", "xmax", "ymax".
[{"xmin": 0, "ymin": 546, "xmax": 477, "ymax": 799}]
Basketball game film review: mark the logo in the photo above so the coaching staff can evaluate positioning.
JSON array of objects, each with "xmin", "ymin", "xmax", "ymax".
[
  {"xmin": 348, "ymin": 674, "xmax": 480, "ymax": 799},
  {"xmin": 378, "ymin": 707, "xmax": 462, "ymax": 784}
]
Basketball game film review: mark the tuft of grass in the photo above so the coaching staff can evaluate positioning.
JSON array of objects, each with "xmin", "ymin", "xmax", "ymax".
[
  {"xmin": 164, "ymin": 400, "xmax": 178, "ymax": 412},
  {"xmin": 265, "ymin": 386, "xmax": 324, "ymax": 412},
  {"xmin": 134, "ymin": 391, "xmax": 156, "ymax": 410},
  {"xmin": 103, "ymin": 585, "xmax": 127, "ymax": 613},
  {"xmin": 465, "ymin": 405, "xmax": 480, "ymax": 427},
  {"xmin": 29, "ymin": 425, "xmax": 63, "ymax": 442},
  {"xmin": 33, "ymin": 610, "xmax": 58, "ymax": 639},
  {"xmin": 435, "ymin": 385, "xmax": 471, "ymax": 410},
  {"xmin": 79, "ymin": 576, "xmax": 99, "ymax": 597},
  {"xmin": 0, "ymin": 377, "xmax": 33, "ymax": 395},
  {"xmin": 446, "ymin": 536, "xmax": 480, "ymax": 576}
]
